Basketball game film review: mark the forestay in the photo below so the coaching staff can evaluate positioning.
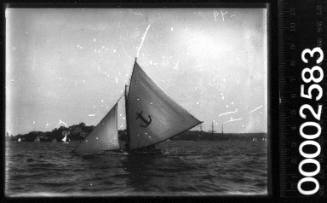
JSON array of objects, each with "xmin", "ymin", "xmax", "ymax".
[{"xmin": 127, "ymin": 61, "xmax": 202, "ymax": 150}]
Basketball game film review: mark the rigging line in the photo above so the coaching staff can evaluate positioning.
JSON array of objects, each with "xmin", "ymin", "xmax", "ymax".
[
  {"xmin": 218, "ymin": 109, "xmax": 238, "ymax": 117},
  {"xmin": 249, "ymin": 105, "xmax": 263, "ymax": 114},
  {"xmin": 223, "ymin": 117, "xmax": 243, "ymax": 125},
  {"xmin": 114, "ymin": 93, "xmax": 124, "ymax": 105},
  {"xmin": 136, "ymin": 24, "xmax": 152, "ymax": 58}
]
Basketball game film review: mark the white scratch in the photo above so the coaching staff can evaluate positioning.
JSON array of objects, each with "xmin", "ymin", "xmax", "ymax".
[
  {"xmin": 224, "ymin": 117, "xmax": 243, "ymax": 124},
  {"xmin": 76, "ymin": 44, "xmax": 83, "ymax": 49},
  {"xmin": 88, "ymin": 114, "xmax": 95, "ymax": 117},
  {"xmin": 58, "ymin": 119, "xmax": 68, "ymax": 127},
  {"xmin": 173, "ymin": 61, "xmax": 180, "ymax": 70},
  {"xmin": 218, "ymin": 109, "xmax": 238, "ymax": 117},
  {"xmin": 213, "ymin": 10, "xmax": 219, "ymax": 21},
  {"xmin": 249, "ymin": 105, "xmax": 263, "ymax": 113},
  {"xmin": 131, "ymin": 10, "xmax": 144, "ymax": 16},
  {"xmin": 220, "ymin": 10, "xmax": 228, "ymax": 21},
  {"xmin": 213, "ymin": 10, "xmax": 228, "ymax": 22},
  {"xmin": 136, "ymin": 24, "xmax": 152, "ymax": 58}
]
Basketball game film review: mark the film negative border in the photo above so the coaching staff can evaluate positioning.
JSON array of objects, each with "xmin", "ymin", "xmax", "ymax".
[{"xmin": 279, "ymin": 0, "xmax": 327, "ymax": 197}]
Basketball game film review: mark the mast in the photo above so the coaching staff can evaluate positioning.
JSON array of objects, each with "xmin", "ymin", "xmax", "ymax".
[
  {"xmin": 125, "ymin": 58, "xmax": 138, "ymax": 151},
  {"xmin": 125, "ymin": 84, "xmax": 130, "ymax": 151},
  {"xmin": 221, "ymin": 123, "xmax": 224, "ymax": 135},
  {"xmin": 211, "ymin": 121, "xmax": 214, "ymax": 136}
]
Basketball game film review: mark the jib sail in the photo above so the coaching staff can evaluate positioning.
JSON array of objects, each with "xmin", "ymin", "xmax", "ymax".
[{"xmin": 74, "ymin": 103, "xmax": 120, "ymax": 154}]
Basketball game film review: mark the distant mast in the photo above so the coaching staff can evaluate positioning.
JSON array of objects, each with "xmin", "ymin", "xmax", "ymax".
[
  {"xmin": 125, "ymin": 84, "xmax": 130, "ymax": 151},
  {"xmin": 199, "ymin": 123, "xmax": 203, "ymax": 137},
  {"xmin": 211, "ymin": 121, "xmax": 214, "ymax": 136},
  {"xmin": 221, "ymin": 123, "xmax": 224, "ymax": 135}
]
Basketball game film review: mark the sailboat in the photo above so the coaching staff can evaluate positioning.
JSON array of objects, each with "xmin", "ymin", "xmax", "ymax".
[
  {"xmin": 62, "ymin": 135, "xmax": 68, "ymax": 143},
  {"xmin": 73, "ymin": 58, "xmax": 202, "ymax": 155},
  {"xmin": 62, "ymin": 131, "xmax": 70, "ymax": 144}
]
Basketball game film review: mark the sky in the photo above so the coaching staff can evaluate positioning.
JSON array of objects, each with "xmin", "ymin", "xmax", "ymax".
[{"xmin": 6, "ymin": 8, "xmax": 267, "ymax": 135}]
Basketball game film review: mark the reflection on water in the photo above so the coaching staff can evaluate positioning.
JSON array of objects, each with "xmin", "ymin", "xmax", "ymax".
[
  {"xmin": 122, "ymin": 154, "xmax": 159, "ymax": 191},
  {"xmin": 6, "ymin": 139, "xmax": 267, "ymax": 196}
]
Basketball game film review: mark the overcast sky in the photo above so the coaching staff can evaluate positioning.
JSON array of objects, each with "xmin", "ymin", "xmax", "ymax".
[{"xmin": 6, "ymin": 8, "xmax": 267, "ymax": 135}]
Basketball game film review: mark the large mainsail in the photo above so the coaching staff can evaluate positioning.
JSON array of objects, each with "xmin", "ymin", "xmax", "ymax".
[
  {"xmin": 126, "ymin": 61, "xmax": 202, "ymax": 150},
  {"xmin": 74, "ymin": 103, "xmax": 120, "ymax": 154}
]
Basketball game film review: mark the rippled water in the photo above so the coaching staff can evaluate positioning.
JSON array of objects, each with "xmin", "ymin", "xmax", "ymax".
[{"xmin": 5, "ymin": 139, "xmax": 267, "ymax": 196}]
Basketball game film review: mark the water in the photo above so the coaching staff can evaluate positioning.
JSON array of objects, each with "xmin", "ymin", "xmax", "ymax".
[{"xmin": 5, "ymin": 139, "xmax": 267, "ymax": 196}]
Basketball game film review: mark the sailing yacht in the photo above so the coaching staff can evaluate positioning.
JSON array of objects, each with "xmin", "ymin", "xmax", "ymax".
[
  {"xmin": 62, "ymin": 131, "xmax": 70, "ymax": 144},
  {"xmin": 62, "ymin": 135, "xmax": 68, "ymax": 143},
  {"xmin": 73, "ymin": 59, "xmax": 202, "ymax": 155}
]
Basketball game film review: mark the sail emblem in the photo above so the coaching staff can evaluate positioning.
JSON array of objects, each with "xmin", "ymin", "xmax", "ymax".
[{"xmin": 136, "ymin": 111, "xmax": 152, "ymax": 128}]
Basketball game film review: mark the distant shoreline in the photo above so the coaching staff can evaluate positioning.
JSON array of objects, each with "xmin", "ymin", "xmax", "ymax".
[{"xmin": 6, "ymin": 122, "xmax": 267, "ymax": 142}]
